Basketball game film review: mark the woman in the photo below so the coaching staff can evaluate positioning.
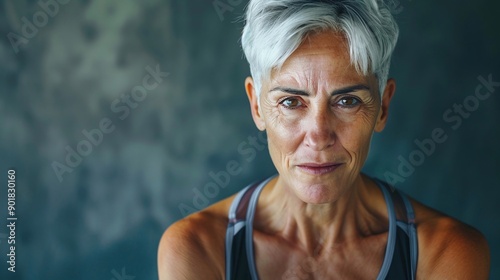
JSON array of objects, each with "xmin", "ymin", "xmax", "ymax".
[{"xmin": 158, "ymin": 0, "xmax": 490, "ymax": 279}]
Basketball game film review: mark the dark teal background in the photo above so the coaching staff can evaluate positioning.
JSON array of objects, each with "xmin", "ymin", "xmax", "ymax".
[{"xmin": 0, "ymin": 0, "xmax": 498, "ymax": 279}]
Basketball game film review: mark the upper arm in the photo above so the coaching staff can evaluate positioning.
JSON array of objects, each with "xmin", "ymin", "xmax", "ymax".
[
  {"xmin": 417, "ymin": 218, "xmax": 490, "ymax": 279},
  {"xmin": 157, "ymin": 218, "xmax": 223, "ymax": 280}
]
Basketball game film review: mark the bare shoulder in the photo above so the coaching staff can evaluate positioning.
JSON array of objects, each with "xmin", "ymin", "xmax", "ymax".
[
  {"xmin": 411, "ymin": 199, "xmax": 490, "ymax": 279},
  {"xmin": 157, "ymin": 195, "xmax": 235, "ymax": 280}
]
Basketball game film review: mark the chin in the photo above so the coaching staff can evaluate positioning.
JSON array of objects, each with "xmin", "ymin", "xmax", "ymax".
[
  {"xmin": 292, "ymin": 180, "xmax": 347, "ymax": 204},
  {"xmin": 289, "ymin": 168, "xmax": 356, "ymax": 202}
]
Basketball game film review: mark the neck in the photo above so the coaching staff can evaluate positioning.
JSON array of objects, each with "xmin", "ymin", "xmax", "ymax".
[{"xmin": 256, "ymin": 174, "xmax": 387, "ymax": 254}]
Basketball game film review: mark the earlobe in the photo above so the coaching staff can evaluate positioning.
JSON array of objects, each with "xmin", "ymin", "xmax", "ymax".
[
  {"xmin": 374, "ymin": 78, "xmax": 396, "ymax": 132},
  {"xmin": 245, "ymin": 77, "xmax": 266, "ymax": 131}
]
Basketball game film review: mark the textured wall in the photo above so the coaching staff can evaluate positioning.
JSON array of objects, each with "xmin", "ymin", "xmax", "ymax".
[{"xmin": 0, "ymin": 0, "xmax": 498, "ymax": 279}]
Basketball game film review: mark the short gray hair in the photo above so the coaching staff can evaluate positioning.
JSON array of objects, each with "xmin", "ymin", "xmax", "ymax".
[{"xmin": 241, "ymin": 0, "xmax": 399, "ymax": 97}]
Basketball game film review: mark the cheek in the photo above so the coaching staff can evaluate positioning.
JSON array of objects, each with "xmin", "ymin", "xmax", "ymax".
[
  {"xmin": 337, "ymin": 111, "xmax": 377, "ymax": 164},
  {"xmin": 341, "ymin": 127, "xmax": 371, "ymax": 154},
  {"xmin": 262, "ymin": 101, "xmax": 301, "ymax": 141},
  {"xmin": 266, "ymin": 118, "xmax": 302, "ymax": 157},
  {"xmin": 262, "ymin": 107, "xmax": 305, "ymax": 167}
]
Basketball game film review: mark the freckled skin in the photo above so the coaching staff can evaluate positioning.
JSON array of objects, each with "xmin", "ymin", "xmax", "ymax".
[{"xmin": 158, "ymin": 31, "xmax": 490, "ymax": 280}]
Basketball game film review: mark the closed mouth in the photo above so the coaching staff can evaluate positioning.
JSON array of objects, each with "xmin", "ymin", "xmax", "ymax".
[{"xmin": 296, "ymin": 163, "xmax": 343, "ymax": 175}]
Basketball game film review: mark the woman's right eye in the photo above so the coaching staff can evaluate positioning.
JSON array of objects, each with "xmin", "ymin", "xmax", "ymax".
[{"xmin": 280, "ymin": 98, "xmax": 303, "ymax": 109}]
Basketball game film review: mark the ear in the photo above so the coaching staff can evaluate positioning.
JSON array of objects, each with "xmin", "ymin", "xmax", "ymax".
[
  {"xmin": 374, "ymin": 78, "xmax": 396, "ymax": 132},
  {"xmin": 245, "ymin": 77, "xmax": 266, "ymax": 131}
]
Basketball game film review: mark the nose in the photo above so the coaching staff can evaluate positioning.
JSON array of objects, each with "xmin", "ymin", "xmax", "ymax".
[{"xmin": 303, "ymin": 105, "xmax": 336, "ymax": 151}]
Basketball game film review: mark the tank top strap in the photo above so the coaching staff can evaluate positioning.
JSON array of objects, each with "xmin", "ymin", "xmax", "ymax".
[
  {"xmin": 373, "ymin": 178, "xmax": 418, "ymax": 280},
  {"xmin": 245, "ymin": 177, "xmax": 271, "ymax": 280},
  {"xmin": 225, "ymin": 176, "xmax": 275, "ymax": 280},
  {"xmin": 397, "ymin": 190, "xmax": 418, "ymax": 278},
  {"xmin": 374, "ymin": 178, "xmax": 398, "ymax": 280},
  {"xmin": 228, "ymin": 181, "xmax": 261, "ymax": 224}
]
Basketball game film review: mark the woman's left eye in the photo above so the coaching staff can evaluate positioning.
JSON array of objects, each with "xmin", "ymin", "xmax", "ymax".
[{"xmin": 336, "ymin": 97, "xmax": 361, "ymax": 107}]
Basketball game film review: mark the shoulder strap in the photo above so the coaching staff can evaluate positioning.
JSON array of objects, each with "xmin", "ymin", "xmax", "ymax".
[
  {"xmin": 225, "ymin": 176, "xmax": 274, "ymax": 280},
  {"xmin": 374, "ymin": 179, "xmax": 418, "ymax": 280},
  {"xmin": 376, "ymin": 179, "xmax": 398, "ymax": 280},
  {"xmin": 228, "ymin": 182, "xmax": 261, "ymax": 224},
  {"xmin": 398, "ymin": 190, "xmax": 418, "ymax": 279},
  {"xmin": 245, "ymin": 177, "xmax": 273, "ymax": 280},
  {"xmin": 225, "ymin": 181, "xmax": 261, "ymax": 280}
]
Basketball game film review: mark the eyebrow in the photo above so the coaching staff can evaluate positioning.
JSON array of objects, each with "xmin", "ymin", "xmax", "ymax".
[{"xmin": 269, "ymin": 84, "xmax": 371, "ymax": 96}]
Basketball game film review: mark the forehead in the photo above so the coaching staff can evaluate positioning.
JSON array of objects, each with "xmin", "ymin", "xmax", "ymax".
[{"xmin": 270, "ymin": 31, "xmax": 368, "ymax": 87}]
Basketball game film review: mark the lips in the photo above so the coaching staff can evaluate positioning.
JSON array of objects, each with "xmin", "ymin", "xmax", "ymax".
[{"xmin": 296, "ymin": 162, "xmax": 343, "ymax": 175}]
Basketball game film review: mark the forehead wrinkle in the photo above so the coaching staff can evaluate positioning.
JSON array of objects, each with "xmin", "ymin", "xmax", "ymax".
[
  {"xmin": 269, "ymin": 32, "xmax": 370, "ymax": 97},
  {"xmin": 279, "ymin": 60, "xmax": 352, "ymax": 97}
]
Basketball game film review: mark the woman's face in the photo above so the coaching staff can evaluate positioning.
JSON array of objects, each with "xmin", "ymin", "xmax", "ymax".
[{"xmin": 246, "ymin": 31, "xmax": 395, "ymax": 204}]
